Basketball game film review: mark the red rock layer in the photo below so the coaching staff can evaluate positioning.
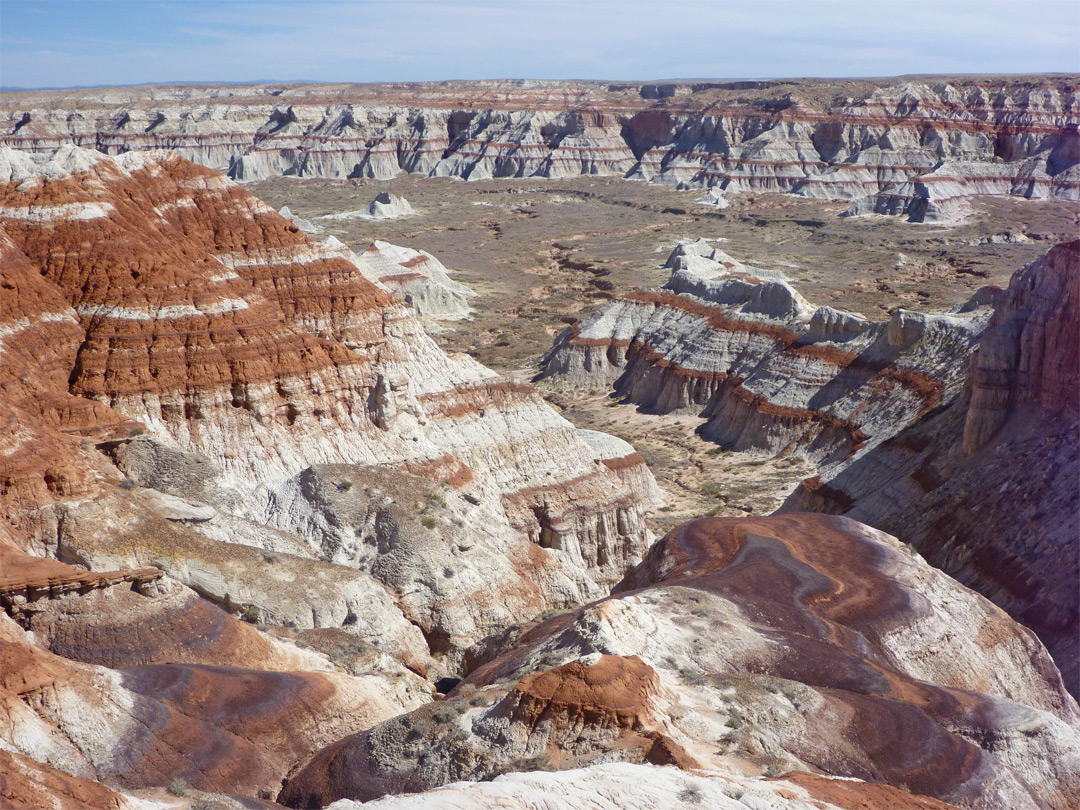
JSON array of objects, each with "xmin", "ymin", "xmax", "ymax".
[
  {"xmin": 281, "ymin": 512, "xmax": 1078, "ymax": 809},
  {"xmin": 0, "ymin": 749, "xmax": 133, "ymax": 810},
  {"xmin": 278, "ymin": 654, "xmax": 696, "ymax": 808}
]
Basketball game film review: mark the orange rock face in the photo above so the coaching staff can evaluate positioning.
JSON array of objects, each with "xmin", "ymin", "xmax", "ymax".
[{"xmin": 0, "ymin": 146, "xmax": 664, "ymax": 807}]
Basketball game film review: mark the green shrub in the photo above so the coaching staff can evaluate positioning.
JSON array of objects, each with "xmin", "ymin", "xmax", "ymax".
[
  {"xmin": 337, "ymin": 480, "xmax": 353, "ymax": 492},
  {"xmin": 421, "ymin": 516, "xmax": 437, "ymax": 530},
  {"xmin": 166, "ymin": 778, "xmax": 189, "ymax": 797}
]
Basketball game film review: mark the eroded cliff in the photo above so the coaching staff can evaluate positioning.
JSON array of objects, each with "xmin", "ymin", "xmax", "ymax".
[{"xmin": 3, "ymin": 77, "xmax": 1077, "ymax": 221}]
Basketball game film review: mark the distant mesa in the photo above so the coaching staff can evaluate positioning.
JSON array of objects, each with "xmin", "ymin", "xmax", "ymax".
[{"xmin": 2, "ymin": 78, "xmax": 1077, "ymax": 221}]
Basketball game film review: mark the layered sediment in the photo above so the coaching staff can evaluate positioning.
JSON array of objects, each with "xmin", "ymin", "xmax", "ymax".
[
  {"xmin": 281, "ymin": 514, "xmax": 1080, "ymax": 810},
  {"xmin": 3, "ymin": 77, "xmax": 1077, "ymax": 221},
  {"xmin": 783, "ymin": 240, "xmax": 1080, "ymax": 696},
  {"xmin": 540, "ymin": 239, "xmax": 990, "ymax": 468},
  {"xmin": 0, "ymin": 145, "xmax": 663, "ymax": 801}
]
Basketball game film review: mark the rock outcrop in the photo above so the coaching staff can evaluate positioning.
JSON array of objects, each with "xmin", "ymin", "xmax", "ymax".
[
  {"xmin": 314, "ymin": 762, "xmax": 965, "ymax": 810},
  {"xmin": 280, "ymin": 513, "xmax": 1080, "ymax": 810},
  {"xmin": 0, "ymin": 548, "xmax": 429, "ymax": 801},
  {"xmin": 0, "ymin": 144, "xmax": 663, "ymax": 800},
  {"xmin": 783, "ymin": 240, "xmax": 1080, "ymax": 696},
  {"xmin": 3, "ymin": 77, "xmax": 1077, "ymax": 220},
  {"xmin": 367, "ymin": 191, "xmax": 414, "ymax": 219},
  {"xmin": 342, "ymin": 237, "xmax": 476, "ymax": 321},
  {"xmin": 540, "ymin": 239, "xmax": 991, "ymax": 468}
]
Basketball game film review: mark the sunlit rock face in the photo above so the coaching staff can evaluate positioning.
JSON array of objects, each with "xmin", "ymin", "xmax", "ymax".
[
  {"xmin": 0, "ymin": 146, "xmax": 660, "ymax": 687},
  {"xmin": 544, "ymin": 235, "xmax": 1078, "ymax": 699},
  {"xmin": 3, "ymin": 78, "xmax": 1077, "ymax": 219},
  {"xmin": 540, "ymin": 238, "xmax": 992, "ymax": 469},
  {"xmin": 280, "ymin": 514, "xmax": 1079, "ymax": 810}
]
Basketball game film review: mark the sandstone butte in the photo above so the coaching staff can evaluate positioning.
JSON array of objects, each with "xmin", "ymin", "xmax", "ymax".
[
  {"xmin": 1, "ymin": 76, "xmax": 1078, "ymax": 222},
  {"xmin": 0, "ymin": 141, "xmax": 1077, "ymax": 807}
]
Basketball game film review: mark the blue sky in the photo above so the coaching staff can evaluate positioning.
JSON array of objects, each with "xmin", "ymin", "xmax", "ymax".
[{"xmin": 2, "ymin": 0, "xmax": 1078, "ymax": 89}]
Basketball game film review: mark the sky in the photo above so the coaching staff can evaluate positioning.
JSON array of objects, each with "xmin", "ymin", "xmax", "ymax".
[{"xmin": 1, "ymin": 0, "xmax": 1078, "ymax": 89}]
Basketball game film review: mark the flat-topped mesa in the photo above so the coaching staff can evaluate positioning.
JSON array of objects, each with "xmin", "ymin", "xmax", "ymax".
[
  {"xmin": 2, "ymin": 77, "xmax": 1077, "ymax": 218},
  {"xmin": 279, "ymin": 513, "xmax": 1080, "ymax": 810},
  {"xmin": 0, "ymin": 145, "xmax": 660, "ymax": 673},
  {"xmin": 540, "ymin": 238, "xmax": 991, "ymax": 467},
  {"xmin": 783, "ymin": 239, "xmax": 1079, "ymax": 697}
]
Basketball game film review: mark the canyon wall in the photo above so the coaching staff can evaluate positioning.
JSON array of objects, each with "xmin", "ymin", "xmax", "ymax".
[
  {"xmin": 540, "ymin": 239, "xmax": 992, "ymax": 467},
  {"xmin": 2, "ymin": 77, "xmax": 1077, "ymax": 221},
  {"xmin": 541, "ymin": 238, "xmax": 1079, "ymax": 697}
]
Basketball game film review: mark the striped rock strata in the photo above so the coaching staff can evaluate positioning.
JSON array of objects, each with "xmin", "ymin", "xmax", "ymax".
[
  {"xmin": 344, "ymin": 238, "xmax": 476, "ymax": 321},
  {"xmin": 0, "ymin": 549, "xmax": 429, "ymax": 801},
  {"xmin": 0, "ymin": 145, "xmax": 660, "ymax": 682},
  {"xmin": 540, "ymin": 238, "xmax": 992, "ymax": 468},
  {"xmin": 279, "ymin": 514, "xmax": 1079, "ymax": 810},
  {"xmin": 2, "ymin": 77, "xmax": 1077, "ymax": 221},
  {"xmin": 783, "ymin": 240, "xmax": 1080, "ymax": 697}
]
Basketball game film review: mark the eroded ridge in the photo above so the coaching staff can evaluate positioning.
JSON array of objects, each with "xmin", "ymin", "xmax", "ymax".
[
  {"xmin": 279, "ymin": 513, "xmax": 1079, "ymax": 810},
  {"xmin": 2, "ymin": 77, "xmax": 1077, "ymax": 220},
  {"xmin": 540, "ymin": 238, "xmax": 991, "ymax": 469},
  {"xmin": 0, "ymin": 145, "xmax": 660, "ymax": 693},
  {"xmin": 783, "ymin": 239, "xmax": 1080, "ymax": 696}
]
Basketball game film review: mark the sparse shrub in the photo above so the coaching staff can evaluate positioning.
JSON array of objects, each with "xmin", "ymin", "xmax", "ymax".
[
  {"xmin": 129, "ymin": 427, "xmax": 145, "ymax": 437},
  {"xmin": 677, "ymin": 784, "xmax": 705, "ymax": 804},
  {"xmin": 700, "ymin": 482, "xmax": 725, "ymax": 499},
  {"xmin": 443, "ymin": 566, "xmax": 455, "ymax": 578},
  {"xmin": 432, "ymin": 707, "xmax": 456, "ymax": 723},
  {"xmin": 166, "ymin": 777, "xmax": 189, "ymax": 797},
  {"xmin": 719, "ymin": 783, "xmax": 745, "ymax": 800},
  {"xmin": 704, "ymin": 447, "xmax": 726, "ymax": 456},
  {"xmin": 725, "ymin": 707, "xmax": 744, "ymax": 729},
  {"xmin": 421, "ymin": 516, "xmax": 437, "ymax": 530},
  {"xmin": 119, "ymin": 478, "xmax": 136, "ymax": 490},
  {"xmin": 679, "ymin": 667, "xmax": 704, "ymax": 684},
  {"xmin": 240, "ymin": 605, "xmax": 260, "ymax": 624}
]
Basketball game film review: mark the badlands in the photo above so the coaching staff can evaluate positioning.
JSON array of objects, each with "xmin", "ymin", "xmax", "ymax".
[{"xmin": 0, "ymin": 77, "xmax": 1078, "ymax": 810}]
